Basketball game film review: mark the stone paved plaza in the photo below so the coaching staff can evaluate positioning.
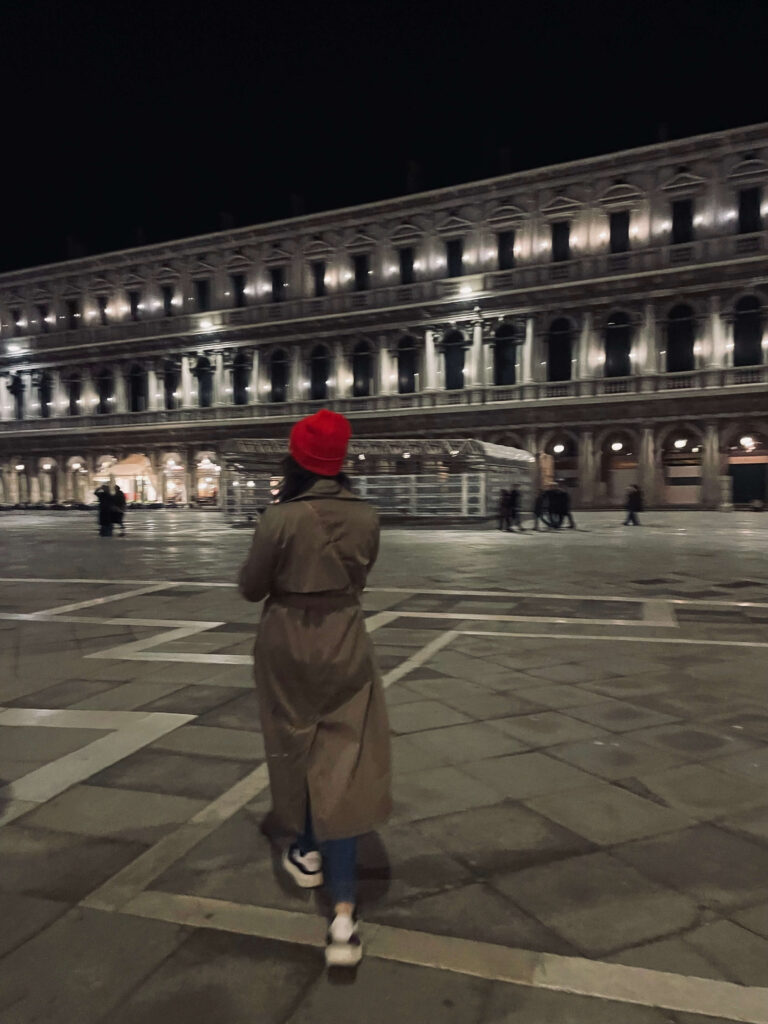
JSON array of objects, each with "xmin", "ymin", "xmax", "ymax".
[{"xmin": 1, "ymin": 510, "xmax": 768, "ymax": 1023}]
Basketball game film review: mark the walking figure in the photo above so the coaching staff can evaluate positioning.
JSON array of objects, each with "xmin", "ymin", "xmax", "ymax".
[
  {"xmin": 533, "ymin": 489, "xmax": 549, "ymax": 530},
  {"xmin": 239, "ymin": 409, "xmax": 391, "ymax": 968},
  {"xmin": 498, "ymin": 489, "xmax": 512, "ymax": 531},
  {"xmin": 624, "ymin": 484, "xmax": 643, "ymax": 526},
  {"xmin": 508, "ymin": 486, "xmax": 524, "ymax": 531}
]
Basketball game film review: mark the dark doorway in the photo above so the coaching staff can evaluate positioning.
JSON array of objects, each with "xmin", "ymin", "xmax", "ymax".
[
  {"xmin": 310, "ymin": 345, "xmax": 330, "ymax": 401},
  {"xmin": 443, "ymin": 330, "xmax": 465, "ymax": 390},
  {"xmin": 731, "ymin": 463, "xmax": 767, "ymax": 504},
  {"xmin": 547, "ymin": 318, "xmax": 573, "ymax": 381},
  {"xmin": 605, "ymin": 313, "xmax": 632, "ymax": 377},
  {"xmin": 733, "ymin": 296, "xmax": 763, "ymax": 367},
  {"xmin": 666, "ymin": 305, "xmax": 695, "ymax": 373},
  {"xmin": 494, "ymin": 325, "xmax": 517, "ymax": 385},
  {"xmin": 352, "ymin": 342, "xmax": 373, "ymax": 397}
]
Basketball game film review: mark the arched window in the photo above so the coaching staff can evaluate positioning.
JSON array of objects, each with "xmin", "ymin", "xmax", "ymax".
[
  {"xmin": 443, "ymin": 330, "xmax": 465, "ymax": 391},
  {"xmin": 666, "ymin": 304, "xmax": 695, "ymax": 373},
  {"xmin": 95, "ymin": 368, "xmax": 113, "ymax": 414},
  {"xmin": 270, "ymin": 349, "xmax": 288, "ymax": 403},
  {"xmin": 397, "ymin": 336, "xmax": 417, "ymax": 394},
  {"xmin": 67, "ymin": 373, "xmax": 81, "ymax": 416},
  {"xmin": 310, "ymin": 345, "xmax": 331, "ymax": 401},
  {"xmin": 233, "ymin": 351, "xmax": 250, "ymax": 405},
  {"xmin": 493, "ymin": 324, "xmax": 518, "ymax": 386},
  {"xmin": 734, "ymin": 296, "xmax": 763, "ymax": 367},
  {"xmin": 38, "ymin": 372, "xmax": 52, "ymax": 418},
  {"xmin": 547, "ymin": 318, "xmax": 573, "ymax": 382},
  {"xmin": 195, "ymin": 357, "xmax": 213, "ymax": 408},
  {"xmin": 129, "ymin": 364, "xmax": 149, "ymax": 412},
  {"xmin": 604, "ymin": 313, "xmax": 632, "ymax": 377},
  {"xmin": 352, "ymin": 341, "xmax": 373, "ymax": 397},
  {"xmin": 163, "ymin": 359, "xmax": 180, "ymax": 410}
]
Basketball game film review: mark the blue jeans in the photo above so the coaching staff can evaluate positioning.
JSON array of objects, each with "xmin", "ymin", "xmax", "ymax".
[{"xmin": 297, "ymin": 802, "xmax": 357, "ymax": 906}]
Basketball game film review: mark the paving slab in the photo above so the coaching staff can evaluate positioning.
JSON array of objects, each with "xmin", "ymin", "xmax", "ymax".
[
  {"xmin": 149, "ymin": 723, "xmax": 264, "ymax": 760},
  {"xmin": 85, "ymin": 745, "xmax": 257, "ymax": 799},
  {"xmin": 489, "ymin": 712, "xmax": 609, "ymax": 747},
  {"xmin": 284, "ymin": 955, "xmax": 492, "ymax": 1024},
  {"xmin": 400, "ymin": 722, "xmax": 529, "ymax": 765},
  {"xmin": 481, "ymin": 981, "xmax": 677, "ymax": 1023},
  {"xmin": 0, "ymin": 824, "xmax": 148, "ymax": 902},
  {"xmin": 107, "ymin": 928, "xmax": 322, "ymax": 1024},
  {"xmin": 0, "ymin": 724, "xmax": 111, "ymax": 762},
  {"xmin": 614, "ymin": 825, "xmax": 768, "ymax": 911},
  {"xmin": 412, "ymin": 802, "xmax": 593, "ymax": 875},
  {"xmin": 0, "ymin": 892, "xmax": 69, "ymax": 958},
  {"xmin": 548, "ymin": 735, "xmax": 687, "ymax": 781},
  {"xmin": 492, "ymin": 851, "xmax": 699, "ymax": 956},
  {"xmin": 387, "ymin": 699, "xmax": 473, "ymax": 734},
  {"xmin": 608, "ymin": 934, "xmax": 730, "ymax": 981},
  {"xmin": 6, "ymin": 678, "xmax": 120, "ymax": 709},
  {"xmin": 17, "ymin": 783, "xmax": 207, "ymax": 844},
  {"xmin": 630, "ymin": 763, "xmax": 768, "ymax": 820},
  {"xmin": 390, "ymin": 766, "xmax": 502, "ymax": 824},
  {"xmin": 526, "ymin": 781, "xmax": 692, "ymax": 845},
  {"xmin": 0, "ymin": 906, "xmax": 187, "ymax": 1024},
  {"xmin": 460, "ymin": 751, "xmax": 597, "ymax": 800}
]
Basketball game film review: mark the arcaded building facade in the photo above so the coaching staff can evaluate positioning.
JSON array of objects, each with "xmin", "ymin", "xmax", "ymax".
[{"xmin": 1, "ymin": 123, "xmax": 767, "ymax": 509}]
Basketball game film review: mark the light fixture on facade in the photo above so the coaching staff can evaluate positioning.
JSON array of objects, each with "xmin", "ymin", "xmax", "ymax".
[
  {"xmin": 740, "ymin": 435, "xmax": 755, "ymax": 450},
  {"xmin": 553, "ymin": 443, "xmax": 565, "ymax": 454},
  {"xmin": 246, "ymin": 480, "xmax": 255, "ymax": 488},
  {"xmin": 449, "ymin": 449, "xmax": 459, "ymax": 456},
  {"xmin": 402, "ymin": 452, "xmax": 411, "ymax": 459},
  {"xmin": 42, "ymin": 462, "xmax": 52, "ymax": 470},
  {"xmin": 691, "ymin": 446, "xmax": 700, "ymax": 453},
  {"xmin": 232, "ymin": 480, "xmax": 240, "ymax": 487},
  {"xmin": 72, "ymin": 462, "xmax": 81, "ymax": 470},
  {"xmin": 459, "ymin": 285, "xmax": 473, "ymax": 296},
  {"xmin": 674, "ymin": 438, "xmax": 687, "ymax": 449},
  {"xmin": 7, "ymin": 343, "xmax": 21, "ymax": 353},
  {"xmin": 611, "ymin": 441, "xmax": 623, "ymax": 452},
  {"xmin": 358, "ymin": 453, "xmax": 366, "ymax": 461},
  {"xmin": 200, "ymin": 318, "xmax": 213, "ymax": 331},
  {"xmin": 16, "ymin": 318, "xmax": 28, "ymax": 328},
  {"xmin": 15, "ymin": 464, "xmax": 25, "ymax": 471}
]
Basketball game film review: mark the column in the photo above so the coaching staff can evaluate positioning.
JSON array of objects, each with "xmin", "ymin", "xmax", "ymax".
[
  {"xmin": 182, "ymin": 449, "xmax": 194, "ymax": 507},
  {"xmin": 377, "ymin": 344, "xmax": 391, "ymax": 396},
  {"xmin": 114, "ymin": 365, "xmax": 128, "ymax": 413},
  {"xmin": 147, "ymin": 363, "xmax": 160, "ymax": 411},
  {"xmin": 639, "ymin": 427, "xmax": 658, "ymax": 505},
  {"xmin": 27, "ymin": 467, "xmax": 41, "ymax": 504},
  {"xmin": 289, "ymin": 347, "xmax": 302, "ymax": 401},
  {"xmin": 81, "ymin": 370, "xmax": 98, "ymax": 416},
  {"xmin": 701, "ymin": 422, "xmax": 722, "ymax": 509},
  {"xmin": 578, "ymin": 313, "xmax": 595, "ymax": 379},
  {"xmin": 213, "ymin": 351, "xmax": 225, "ymax": 405},
  {"xmin": 640, "ymin": 302, "xmax": 657, "ymax": 374},
  {"xmin": 470, "ymin": 321, "xmax": 484, "ymax": 387},
  {"xmin": 521, "ymin": 317, "xmax": 535, "ymax": 383},
  {"xmin": 577, "ymin": 431, "xmax": 598, "ymax": 507},
  {"xmin": 249, "ymin": 349, "xmax": 260, "ymax": 404},
  {"xmin": 334, "ymin": 342, "xmax": 348, "ymax": 398},
  {"xmin": 0, "ymin": 375, "xmax": 12, "ymax": 420},
  {"xmin": 708, "ymin": 297, "xmax": 726, "ymax": 368},
  {"xmin": 424, "ymin": 329, "xmax": 437, "ymax": 390},
  {"xmin": 27, "ymin": 372, "xmax": 41, "ymax": 418},
  {"xmin": 181, "ymin": 355, "xmax": 195, "ymax": 407},
  {"xmin": 50, "ymin": 369, "xmax": 65, "ymax": 418}
]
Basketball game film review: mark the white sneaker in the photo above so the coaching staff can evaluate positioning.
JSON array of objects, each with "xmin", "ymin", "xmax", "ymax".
[
  {"xmin": 325, "ymin": 913, "xmax": 362, "ymax": 967},
  {"xmin": 281, "ymin": 845, "xmax": 324, "ymax": 888}
]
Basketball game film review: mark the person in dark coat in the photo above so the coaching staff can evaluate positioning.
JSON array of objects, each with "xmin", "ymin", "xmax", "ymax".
[
  {"xmin": 498, "ymin": 490, "xmax": 512, "ymax": 531},
  {"xmin": 112, "ymin": 484, "xmax": 127, "ymax": 536},
  {"xmin": 508, "ymin": 486, "xmax": 524, "ymax": 531},
  {"xmin": 94, "ymin": 484, "xmax": 113, "ymax": 537},
  {"xmin": 624, "ymin": 484, "xmax": 643, "ymax": 526},
  {"xmin": 533, "ymin": 489, "xmax": 549, "ymax": 530},
  {"xmin": 239, "ymin": 409, "xmax": 391, "ymax": 969},
  {"xmin": 547, "ymin": 485, "xmax": 563, "ymax": 528},
  {"xmin": 556, "ymin": 482, "xmax": 576, "ymax": 528}
]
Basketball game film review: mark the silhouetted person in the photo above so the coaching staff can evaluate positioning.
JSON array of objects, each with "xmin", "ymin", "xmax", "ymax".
[
  {"xmin": 533, "ymin": 490, "xmax": 549, "ymax": 531},
  {"xmin": 547, "ymin": 485, "xmax": 563, "ymax": 529},
  {"xmin": 113, "ymin": 484, "xmax": 127, "ymax": 536},
  {"xmin": 498, "ymin": 490, "xmax": 512, "ymax": 531},
  {"xmin": 94, "ymin": 485, "xmax": 113, "ymax": 537},
  {"xmin": 508, "ymin": 486, "xmax": 524, "ymax": 531},
  {"xmin": 624, "ymin": 484, "xmax": 643, "ymax": 526},
  {"xmin": 556, "ymin": 483, "xmax": 575, "ymax": 529}
]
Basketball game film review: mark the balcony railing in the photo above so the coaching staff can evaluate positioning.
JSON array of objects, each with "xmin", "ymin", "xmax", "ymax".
[
  {"xmin": 3, "ymin": 365, "xmax": 768, "ymax": 434},
  {"xmin": 4, "ymin": 233, "xmax": 766, "ymax": 356}
]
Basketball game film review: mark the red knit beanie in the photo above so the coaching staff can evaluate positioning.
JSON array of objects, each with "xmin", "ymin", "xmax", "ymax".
[{"xmin": 289, "ymin": 409, "xmax": 352, "ymax": 477}]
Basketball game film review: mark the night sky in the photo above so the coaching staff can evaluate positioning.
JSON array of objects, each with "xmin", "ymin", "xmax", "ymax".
[{"xmin": 1, "ymin": 0, "xmax": 766, "ymax": 272}]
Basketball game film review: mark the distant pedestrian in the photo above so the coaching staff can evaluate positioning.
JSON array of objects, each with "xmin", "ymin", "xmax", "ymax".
[
  {"xmin": 94, "ymin": 484, "xmax": 113, "ymax": 537},
  {"xmin": 498, "ymin": 489, "xmax": 512, "ymax": 531},
  {"xmin": 556, "ymin": 482, "xmax": 576, "ymax": 529},
  {"xmin": 113, "ymin": 483, "xmax": 127, "ymax": 536},
  {"xmin": 547, "ymin": 485, "xmax": 563, "ymax": 529},
  {"xmin": 533, "ymin": 489, "xmax": 549, "ymax": 530},
  {"xmin": 239, "ymin": 409, "xmax": 391, "ymax": 969},
  {"xmin": 508, "ymin": 486, "xmax": 524, "ymax": 531},
  {"xmin": 624, "ymin": 484, "xmax": 643, "ymax": 526}
]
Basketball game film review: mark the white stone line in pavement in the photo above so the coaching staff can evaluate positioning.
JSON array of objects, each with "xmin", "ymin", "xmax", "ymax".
[
  {"xmin": 0, "ymin": 799, "xmax": 38, "ymax": 827},
  {"xmin": 117, "ymin": 891, "xmax": 768, "ymax": 1024},
  {"xmin": 364, "ymin": 611, "xmax": 400, "ymax": 632},
  {"xmin": 460, "ymin": 628, "xmax": 768, "ymax": 650},
  {"xmin": 0, "ymin": 712, "xmax": 194, "ymax": 806},
  {"xmin": 0, "ymin": 612, "xmax": 226, "ymax": 628},
  {"xmin": 80, "ymin": 764, "xmax": 269, "ymax": 912},
  {"xmin": 0, "ymin": 707, "xmax": 169, "ymax": 730},
  {"xmin": 388, "ymin": 610, "xmax": 668, "ymax": 628},
  {"xmin": 383, "ymin": 630, "xmax": 458, "ymax": 688},
  {"xmin": 3, "ymin": 576, "xmax": 768, "ymax": 610},
  {"xmin": 35, "ymin": 583, "xmax": 179, "ymax": 617},
  {"xmin": 85, "ymin": 623, "xmax": 221, "ymax": 661}
]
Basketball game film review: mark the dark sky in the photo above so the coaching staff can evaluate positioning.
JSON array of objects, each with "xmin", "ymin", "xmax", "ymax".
[{"xmin": 1, "ymin": 0, "xmax": 766, "ymax": 272}]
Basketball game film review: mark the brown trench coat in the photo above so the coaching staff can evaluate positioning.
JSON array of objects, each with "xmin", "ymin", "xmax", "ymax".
[{"xmin": 238, "ymin": 478, "xmax": 392, "ymax": 842}]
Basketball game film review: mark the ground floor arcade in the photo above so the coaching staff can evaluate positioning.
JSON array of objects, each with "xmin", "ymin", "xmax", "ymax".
[{"xmin": 2, "ymin": 411, "xmax": 768, "ymax": 510}]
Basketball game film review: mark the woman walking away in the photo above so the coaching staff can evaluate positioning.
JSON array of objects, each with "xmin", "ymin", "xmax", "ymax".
[
  {"xmin": 94, "ymin": 482, "xmax": 113, "ymax": 537},
  {"xmin": 238, "ymin": 409, "xmax": 391, "ymax": 968},
  {"xmin": 624, "ymin": 484, "xmax": 643, "ymax": 526}
]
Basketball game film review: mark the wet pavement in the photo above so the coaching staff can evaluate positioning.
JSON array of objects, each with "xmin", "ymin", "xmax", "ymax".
[{"xmin": 1, "ymin": 510, "xmax": 768, "ymax": 1022}]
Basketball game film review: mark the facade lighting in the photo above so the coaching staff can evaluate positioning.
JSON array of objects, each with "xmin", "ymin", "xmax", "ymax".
[
  {"xmin": 15, "ymin": 464, "xmax": 25, "ymax": 471},
  {"xmin": 674, "ymin": 438, "xmax": 687, "ymax": 449},
  {"xmin": 740, "ymin": 435, "xmax": 755, "ymax": 449},
  {"xmin": 553, "ymin": 443, "xmax": 565, "ymax": 454},
  {"xmin": 246, "ymin": 480, "xmax": 255, "ymax": 487},
  {"xmin": 42, "ymin": 462, "xmax": 52, "ymax": 470},
  {"xmin": 200, "ymin": 319, "xmax": 213, "ymax": 331},
  {"xmin": 7, "ymin": 343, "xmax": 21, "ymax": 353},
  {"xmin": 611, "ymin": 441, "xmax": 623, "ymax": 452}
]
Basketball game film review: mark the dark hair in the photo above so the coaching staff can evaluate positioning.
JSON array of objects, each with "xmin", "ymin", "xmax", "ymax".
[{"xmin": 277, "ymin": 454, "xmax": 352, "ymax": 503}]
